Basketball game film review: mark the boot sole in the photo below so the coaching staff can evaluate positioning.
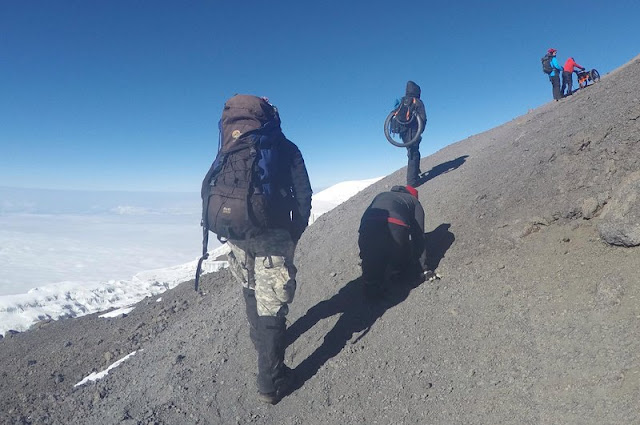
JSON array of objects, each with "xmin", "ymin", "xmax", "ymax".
[{"xmin": 257, "ymin": 392, "xmax": 280, "ymax": 404}]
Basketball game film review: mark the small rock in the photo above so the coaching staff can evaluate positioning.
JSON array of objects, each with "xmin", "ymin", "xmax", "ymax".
[
  {"xmin": 598, "ymin": 172, "xmax": 640, "ymax": 246},
  {"xmin": 520, "ymin": 217, "xmax": 549, "ymax": 237},
  {"xmin": 581, "ymin": 197, "xmax": 599, "ymax": 219},
  {"xmin": 598, "ymin": 222, "xmax": 640, "ymax": 247}
]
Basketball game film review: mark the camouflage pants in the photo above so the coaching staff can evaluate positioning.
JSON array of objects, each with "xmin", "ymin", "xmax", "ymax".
[{"xmin": 226, "ymin": 229, "xmax": 297, "ymax": 317}]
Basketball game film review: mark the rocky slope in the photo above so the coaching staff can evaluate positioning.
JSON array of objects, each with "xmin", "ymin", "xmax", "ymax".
[{"xmin": 1, "ymin": 54, "xmax": 639, "ymax": 425}]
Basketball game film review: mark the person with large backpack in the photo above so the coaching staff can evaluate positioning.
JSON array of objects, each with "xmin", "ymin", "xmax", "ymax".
[
  {"xmin": 397, "ymin": 81, "xmax": 427, "ymax": 186},
  {"xmin": 358, "ymin": 185, "xmax": 430, "ymax": 299},
  {"xmin": 197, "ymin": 94, "xmax": 312, "ymax": 404},
  {"xmin": 542, "ymin": 48, "xmax": 564, "ymax": 101}
]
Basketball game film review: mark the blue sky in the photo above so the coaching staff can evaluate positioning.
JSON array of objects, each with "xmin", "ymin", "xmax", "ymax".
[{"xmin": 1, "ymin": 1, "xmax": 638, "ymax": 192}]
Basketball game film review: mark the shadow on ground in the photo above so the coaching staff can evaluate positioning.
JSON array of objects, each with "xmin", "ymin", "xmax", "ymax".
[
  {"xmin": 286, "ymin": 222, "xmax": 455, "ymax": 395},
  {"xmin": 416, "ymin": 155, "xmax": 469, "ymax": 187},
  {"xmin": 425, "ymin": 223, "xmax": 455, "ymax": 271}
]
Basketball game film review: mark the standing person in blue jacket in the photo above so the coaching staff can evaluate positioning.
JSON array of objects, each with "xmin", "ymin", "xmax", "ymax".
[{"xmin": 547, "ymin": 48, "xmax": 564, "ymax": 101}]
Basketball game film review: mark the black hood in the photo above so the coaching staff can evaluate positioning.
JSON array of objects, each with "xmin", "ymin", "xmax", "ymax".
[{"xmin": 405, "ymin": 80, "xmax": 421, "ymax": 98}]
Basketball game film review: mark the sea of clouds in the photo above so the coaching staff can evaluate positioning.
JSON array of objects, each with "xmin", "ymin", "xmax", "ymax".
[
  {"xmin": 0, "ymin": 186, "xmax": 209, "ymax": 296},
  {"xmin": 0, "ymin": 178, "xmax": 382, "ymax": 335}
]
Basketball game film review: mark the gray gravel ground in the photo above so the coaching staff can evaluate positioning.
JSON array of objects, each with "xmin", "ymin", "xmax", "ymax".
[{"xmin": 1, "ymin": 54, "xmax": 639, "ymax": 425}]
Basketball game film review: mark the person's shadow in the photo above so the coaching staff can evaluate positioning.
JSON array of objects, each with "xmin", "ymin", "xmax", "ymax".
[
  {"xmin": 415, "ymin": 155, "xmax": 469, "ymax": 187},
  {"xmin": 286, "ymin": 223, "xmax": 455, "ymax": 394},
  {"xmin": 425, "ymin": 223, "xmax": 455, "ymax": 271}
]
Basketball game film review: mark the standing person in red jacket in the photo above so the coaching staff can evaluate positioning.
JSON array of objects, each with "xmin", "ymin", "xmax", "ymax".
[{"xmin": 562, "ymin": 57, "xmax": 585, "ymax": 96}]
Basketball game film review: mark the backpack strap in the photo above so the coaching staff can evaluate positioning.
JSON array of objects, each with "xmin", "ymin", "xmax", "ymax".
[
  {"xmin": 194, "ymin": 150, "xmax": 230, "ymax": 291},
  {"xmin": 194, "ymin": 168, "xmax": 231, "ymax": 291},
  {"xmin": 194, "ymin": 219, "xmax": 209, "ymax": 292},
  {"xmin": 194, "ymin": 178, "xmax": 216, "ymax": 292},
  {"xmin": 405, "ymin": 98, "xmax": 416, "ymax": 121}
]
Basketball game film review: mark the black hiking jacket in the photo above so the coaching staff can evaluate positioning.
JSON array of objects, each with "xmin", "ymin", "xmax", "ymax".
[
  {"xmin": 275, "ymin": 137, "xmax": 313, "ymax": 241},
  {"xmin": 359, "ymin": 186, "xmax": 428, "ymax": 271}
]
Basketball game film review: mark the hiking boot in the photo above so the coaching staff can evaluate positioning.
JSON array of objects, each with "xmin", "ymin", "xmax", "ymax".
[
  {"xmin": 257, "ymin": 391, "xmax": 281, "ymax": 404},
  {"xmin": 257, "ymin": 366, "xmax": 295, "ymax": 404}
]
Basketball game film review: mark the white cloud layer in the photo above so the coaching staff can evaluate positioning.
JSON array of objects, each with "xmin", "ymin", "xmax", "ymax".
[{"xmin": 0, "ymin": 178, "xmax": 381, "ymax": 336}]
